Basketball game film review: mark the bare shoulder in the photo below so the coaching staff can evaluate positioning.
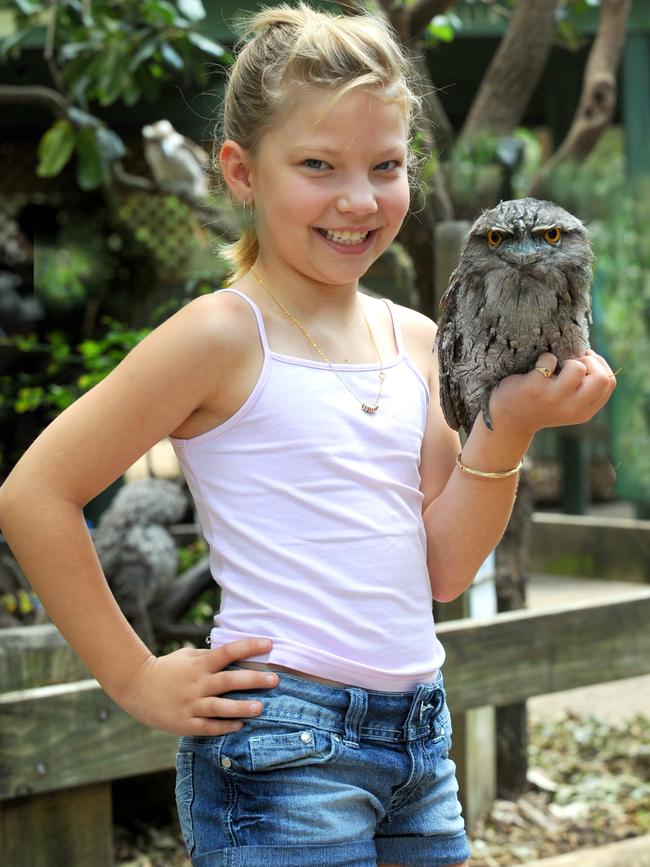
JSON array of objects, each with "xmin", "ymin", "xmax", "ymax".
[
  {"xmin": 392, "ymin": 302, "xmax": 438, "ymax": 348},
  {"xmin": 1, "ymin": 290, "xmax": 261, "ymax": 507},
  {"xmin": 170, "ymin": 289, "xmax": 260, "ymax": 354},
  {"xmin": 385, "ymin": 302, "xmax": 438, "ymax": 387}
]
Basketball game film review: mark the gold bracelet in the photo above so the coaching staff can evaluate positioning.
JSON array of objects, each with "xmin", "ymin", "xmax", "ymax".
[{"xmin": 456, "ymin": 452, "xmax": 523, "ymax": 479}]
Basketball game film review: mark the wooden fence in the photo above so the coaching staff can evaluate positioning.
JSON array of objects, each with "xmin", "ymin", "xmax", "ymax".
[{"xmin": 2, "ymin": 589, "xmax": 650, "ymax": 866}]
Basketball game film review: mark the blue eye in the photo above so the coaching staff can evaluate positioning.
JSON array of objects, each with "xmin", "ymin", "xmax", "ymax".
[
  {"xmin": 375, "ymin": 160, "xmax": 400, "ymax": 171},
  {"xmin": 303, "ymin": 159, "xmax": 329, "ymax": 170}
]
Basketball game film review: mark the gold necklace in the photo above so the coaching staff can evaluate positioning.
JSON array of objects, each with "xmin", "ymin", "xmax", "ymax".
[{"xmin": 250, "ymin": 269, "xmax": 385, "ymax": 414}]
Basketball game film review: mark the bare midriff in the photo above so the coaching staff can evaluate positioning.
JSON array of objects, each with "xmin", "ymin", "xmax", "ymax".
[{"xmin": 233, "ymin": 661, "xmax": 348, "ymax": 688}]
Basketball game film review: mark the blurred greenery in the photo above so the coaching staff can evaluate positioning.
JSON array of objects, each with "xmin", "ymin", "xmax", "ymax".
[
  {"xmin": 543, "ymin": 130, "xmax": 650, "ymax": 503},
  {"xmin": 1, "ymin": 0, "xmax": 228, "ymax": 190},
  {"xmin": 176, "ymin": 538, "xmax": 220, "ymax": 627},
  {"xmin": 0, "ymin": 316, "xmax": 151, "ymax": 419}
]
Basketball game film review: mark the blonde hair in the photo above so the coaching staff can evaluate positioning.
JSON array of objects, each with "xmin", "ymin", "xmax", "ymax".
[{"xmin": 214, "ymin": 2, "xmax": 421, "ymax": 282}]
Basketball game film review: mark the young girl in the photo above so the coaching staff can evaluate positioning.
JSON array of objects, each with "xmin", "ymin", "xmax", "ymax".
[{"xmin": 0, "ymin": 4, "xmax": 615, "ymax": 866}]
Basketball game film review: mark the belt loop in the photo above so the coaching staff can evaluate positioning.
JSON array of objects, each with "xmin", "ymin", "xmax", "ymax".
[
  {"xmin": 405, "ymin": 684, "xmax": 443, "ymax": 738},
  {"xmin": 343, "ymin": 688, "xmax": 367, "ymax": 748}
]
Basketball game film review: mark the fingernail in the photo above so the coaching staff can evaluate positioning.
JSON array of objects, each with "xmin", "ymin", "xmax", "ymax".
[
  {"xmin": 250, "ymin": 702, "xmax": 263, "ymax": 714},
  {"xmin": 258, "ymin": 639, "xmax": 272, "ymax": 651},
  {"xmin": 265, "ymin": 674, "xmax": 279, "ymax": 685}
]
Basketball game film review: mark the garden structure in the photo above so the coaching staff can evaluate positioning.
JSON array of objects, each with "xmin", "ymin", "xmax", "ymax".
[{"xmin": 1, "ymin": 581, "xmax": 650, "ymax": 865}]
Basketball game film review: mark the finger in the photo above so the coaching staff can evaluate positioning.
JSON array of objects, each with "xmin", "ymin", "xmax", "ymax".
[
  {"xmin": 207, "ymin": 638, "xmax": 272, "ymax": 672},
  {"xmin": 554, "ymin": 357, "xmax": 587, "ymax": 388},
  {"xmin": 577, "ymin": 355, "xmax": 616, "ymax": 403},
  {"xmin": 189, "ymin": 717, "xmax": 245, "ymax": 737},
  {"xmin": 580, "ymin": 352, "xmax": 613, "ymax": 380},
  {"xmin": 214, "ymin": 667, "xmax": 280, "ymax": 695},
  {"xmin": 585, "ymin": 349, "xmax": 621, "ymax": 391},
  {"xmin": 197, "ymin": 695, "xmax": 266, "ymax": 719},
  {"xmin": 583, "ymin": 349, "xmax": 617, "ymax": 380},
  {"xmin": 532, "ymin": 352, "xmax": 558, "ymax": 378}
]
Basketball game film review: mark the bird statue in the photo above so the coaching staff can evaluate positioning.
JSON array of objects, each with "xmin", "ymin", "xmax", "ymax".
[
  {"xmin": 435, "ymin": 197, "xmax": 593, "ymax": 434},
  {"xmin": 93, "ymin": 478, "xmax": 188, "ymax": 651},
  {"xmin": 142, "ymin": 119, "xmax": 210, "ymax": 203}
]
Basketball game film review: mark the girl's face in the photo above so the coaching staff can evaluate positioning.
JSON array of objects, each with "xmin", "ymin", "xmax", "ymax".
[{"xmin": 249, "ymin": 86, "xmax": 411, "ymax": 291}]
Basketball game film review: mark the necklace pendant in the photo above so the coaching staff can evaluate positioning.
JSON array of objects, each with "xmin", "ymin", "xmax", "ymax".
[{"xmin": 361, "ymin": 403, "xmax": 378, "ymax": 414}]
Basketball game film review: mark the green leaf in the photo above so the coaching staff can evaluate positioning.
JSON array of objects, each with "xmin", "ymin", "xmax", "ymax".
[
  {"xmin": 147, "ymin": 1, "xmax": 177, "ymax": 26},
  {"xmin": 427, "ymin": 16, "xmax": 456, "ymax": 43},
  {"xmin": 128, "ymin": 37, "xmax": 159, "ymax": 72},
  {"xmin": 59, "ymin": 39, "xmax": 99, "ymax": 62},
  {"xmin": 67, "ymin": 107, "xmax": 101, "ymax": 128},
  {"xmin": 14, "ymin": 0, "xmax": 42, "ymax": 13},
  {"xmin": 161, "ymin": 41, "xmax": 183, "ymax": 70},
  {"xmin": 96, "ymin": 127, "xmax": 126, "ymax": 162},
  {"xmin": 95, "ymin": 44, "xmax": 127, "ymax": 106},
  {"xmin": 37, "ymin": 119, "xmax": 77, "ymax": 178},
  {"xmin": 177, "ymin": 0, "xmax": 206, "ymax": 21},
  {"xmin": 0, "ymin": 28, "xmax": 30, "ymax": 63},
  {"xmin": 75, "ymin": 127, "xmax": 105, "ymax": 190},
  {"xmin": 123, "ymin": 81, "xmax": 142, "ymax": 106},
  {"xmin": 15, "ymin": 387, "xmax": 44, "ymax": 413},
  {"xmin": 187, "ymin": 31, "xmax": 226, "ymax": 58}
]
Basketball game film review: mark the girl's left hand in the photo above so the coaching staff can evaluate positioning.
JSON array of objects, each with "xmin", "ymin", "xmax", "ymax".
[{"xmin": 488, "ymin": 349, "xmax": 617, "ymax": 439}]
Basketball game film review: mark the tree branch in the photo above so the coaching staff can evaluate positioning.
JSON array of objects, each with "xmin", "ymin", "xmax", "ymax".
[
  {"xmin": 0, "ymin": 84, "xmax": 70, "ymax": 116},
  {"xmin": 460, "ymin": 0, "xmax": 558, "ymax": 140},
  {"xmin": 539, "ymin": 0, "xmax": 631, "ymax": 174}
]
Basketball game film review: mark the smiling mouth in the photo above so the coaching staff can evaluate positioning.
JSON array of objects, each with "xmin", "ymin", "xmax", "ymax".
[{"xmin": 317, "ymin": 228, "xmax": 371, "ymax": 245}]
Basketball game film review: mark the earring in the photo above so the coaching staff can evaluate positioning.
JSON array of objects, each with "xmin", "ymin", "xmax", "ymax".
[{"xmin": 238, "ymin": 198, "xmax": 253, "ymax": 225}]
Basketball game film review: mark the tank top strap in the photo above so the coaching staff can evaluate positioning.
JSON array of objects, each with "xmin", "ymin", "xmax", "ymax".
[
  {"xmin": 216, "ymin": 288, "xmax": 270, "ymax": 354},
  {"xmin": 381, "ymin": 298, "xmax": 405, "ymax": 356}
]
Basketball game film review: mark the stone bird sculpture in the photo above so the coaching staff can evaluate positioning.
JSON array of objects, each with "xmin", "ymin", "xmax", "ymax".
[
  {"xmin": 435, "ymin": 197, "xmax": 593, "ymax": 434},
  {"xmin": 93, "ymin": 478, "xmax": 187, "ymax": 650},
  {"xmin": 142, "ymin": 119, "xmax": 209, "ymax": 202}
]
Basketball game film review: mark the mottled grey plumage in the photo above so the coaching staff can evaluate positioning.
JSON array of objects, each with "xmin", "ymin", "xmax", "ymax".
[{"xmin": 436, "ymin": 197, "xmax": 593, "ymax": 434}]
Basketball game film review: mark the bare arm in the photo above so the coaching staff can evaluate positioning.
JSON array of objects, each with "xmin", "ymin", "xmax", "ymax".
[
  {"xmin": 0, "ymin": 293, "xmax": 278, "ymax": 734},
  {"xmin": 413, "ymin": 314, "xmax": 616, "ymax": 602}
]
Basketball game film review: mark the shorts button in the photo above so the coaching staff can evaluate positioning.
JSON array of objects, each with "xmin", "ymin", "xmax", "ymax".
[
  {"xmin": 300, "ymin": 731, "xmax": 312, "ymax": 744},
  {"xmin": 221, "ymin": 756, "xmax": 232, "ymax": 768}
]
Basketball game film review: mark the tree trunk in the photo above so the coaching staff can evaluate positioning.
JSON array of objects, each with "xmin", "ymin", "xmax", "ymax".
[
  {"xmin": 532, "ymin": 0, "xmax": 632, "ymax": 189},
  {"xmin": 460, "ymin": 0, "xmax": 558, "ymax": 141}
]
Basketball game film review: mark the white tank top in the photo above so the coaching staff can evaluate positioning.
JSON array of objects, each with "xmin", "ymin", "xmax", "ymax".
[{"xmin": 169, "ymin": 289, "xmax": 445, "ymax": 690}]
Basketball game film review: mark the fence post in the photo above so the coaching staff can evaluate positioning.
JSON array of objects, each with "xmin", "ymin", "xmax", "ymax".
[
  {"xmin": 0, "ymin": 626, "xmax": 114, "ymax": 867},
  {"xmin": 434, "ymin": 220, "xmax": 497, "ymax": 832},
  {"xmin": 0, "ymin": 784, "xmax": 113, "ymax": 867}
]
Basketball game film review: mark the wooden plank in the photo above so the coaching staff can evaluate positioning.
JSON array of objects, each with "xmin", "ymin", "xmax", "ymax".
[
  {"xmin": 529, "ymin": 513, "xmax": 650, "ymax": 582},
  {"xmin": 439, "ymin": 589, "xmax": 650, "ymax": 712},
  {"xmin": 0, "ymin": 680, "xmax": 177, "ymax": 801},
  {"xmin": 2, "ymin": 591, "xmax": 649, "ymax": 801},
  {"xmin": 0, "ymin": 783, "xmax": 113, "ymax": 867},
  {"xmin": 0, "ymin": 624, "xmax": 89, "ymax": 691}
]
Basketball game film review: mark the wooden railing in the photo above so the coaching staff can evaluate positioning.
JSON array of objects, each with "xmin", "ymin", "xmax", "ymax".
[{"xmin": 2, "ymin": 589, "xmax": 650, "ymax": 866}]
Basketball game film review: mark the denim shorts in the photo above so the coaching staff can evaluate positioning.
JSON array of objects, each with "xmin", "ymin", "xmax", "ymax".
[{"xmin": 175, "ymin": 668, "xmax": 471, "ymax": 867}]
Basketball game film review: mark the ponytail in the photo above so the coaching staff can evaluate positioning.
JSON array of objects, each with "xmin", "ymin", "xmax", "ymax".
[{"xmin": 221, "ymin": 226, "xmax": 259, "ymax": 285}]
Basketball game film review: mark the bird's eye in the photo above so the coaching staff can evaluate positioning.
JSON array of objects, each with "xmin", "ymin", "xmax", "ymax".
[
  {"xmin": 543, "ymin": 227, "xmax": 561, "ymax": 245},
  {"xmin": 487, "ymin": 230, "xmax": 504, "ymax": 248}
]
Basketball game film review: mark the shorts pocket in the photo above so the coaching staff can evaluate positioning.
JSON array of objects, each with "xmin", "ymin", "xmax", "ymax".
[
  {"xmin": 220, "ymin": 725, "xmax": 339, "ymax": 773},
  {"xmin": 174, "ymin": 751, "xmax": 195, "ymax": 855}
]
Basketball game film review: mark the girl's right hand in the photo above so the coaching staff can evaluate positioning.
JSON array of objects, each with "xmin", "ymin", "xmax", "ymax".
[{"xmin": 119, "ymin": 638, "xmax": 279, "ymax": 736}]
